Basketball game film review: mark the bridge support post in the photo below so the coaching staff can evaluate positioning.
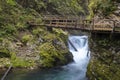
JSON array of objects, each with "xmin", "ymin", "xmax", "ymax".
[
  {"xmin": 46, "ymin": 26, "xmax": 53, "ymax": 32},
  {"xmin": 110, "ymin": 21, "xmax": 115, "ymax": 40}
]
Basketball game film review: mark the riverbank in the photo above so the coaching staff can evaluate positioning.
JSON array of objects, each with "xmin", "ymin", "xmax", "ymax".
[
  {"xmin": 0, "ymin": 35, "xmax": 90, "ymax": 80},
  {"xmin": 0, "ymin": 28, "xmax": 73, "ymax": 68},
  {"xmin": 87, "ymin": 33, "xmax": 120, "ymax": 80},
  {"xmin": 0, "ymin": 0, "xmax": 74, "ymax": 69}
]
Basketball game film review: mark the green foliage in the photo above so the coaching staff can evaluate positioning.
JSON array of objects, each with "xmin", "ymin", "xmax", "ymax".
[
  {"xmin": 16, "ymin": 0, "xmax": 46, "ymax": 12},
  {"xmin": 53, "ymin": 28, "xmax": 68, "ymax": 44},
  {"xmin": 88, "ymin": 0, "xmax": 98, "ymax": 19},
  {"xmin": 12, "ymin": 58, "xmax": 34, "ymax": 67},
  {"xmin": 88, "ymin": 0, "xmax": 117, "ymax": 18},
  {"xmin": 0, "ymin": 0, "xmax": 74, "ymax": 69},
  {"xmin": 0, "ymin": 58, "xmax": 10, "ymax": 67},
  {"xmin": 37, "ymin": 28, "xmax": 71, "ymax": 67},
  {"xmin": 48, "ymin": 0, "xmax": 85, "ymax": 15},
  {"xmin": 22, "ymin": 35, "xmax": 31, "ymax": 45},
  {"xmin": 88, "ymin": 36, "xmax": 120, "ymax": 80},
  {"xmin": 43, "ymin": 33, "xmax": 56, "ymax": 42},
  {"xmin": 0, "ymin": 24, "xmax": 17, "ymax": 37},
  {"xmin": 88, "ymin": 59, "xmax": 120, "ymax": 80},
  {"xmin": 0, "ymin": 0, "xmax": 41, "ymax": 38},
  {"xmin": 0, "ymin": 48, "xmax": 10, "ymax": 58},
  {"xmin": 39, "ymin": 32, "xmax": 69, "ymax": 67},
  {"xmin": 11, "ymin": 52, "xmax": 34, "ymax": 67},
  {"xmin": 32, "ymin": 27, "xmax": 45, "ymax": 36},
  {"xmin": 39, "ymin": 42, "xmax": 66, "ymax": 67},
  {"xmin": 98, "ymin": 0, "xmax": 117, "ymax": 16},
  {"xmin": 98, "ymin": 39, "xmax": 110, "ymax": 47},
  {"xmin": 6, "ymin": 0, "xmax": 16, "ymax": 5},
  {"xmin": 5, "ymin": 24, "xmax": 17, "ymax": 34},
  {"xmin": 0, "ymin": 38, "xmax": 13, "ymax": 58}
]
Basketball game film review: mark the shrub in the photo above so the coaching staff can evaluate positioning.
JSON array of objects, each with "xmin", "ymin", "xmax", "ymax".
[
  {"xmin": 0, "ymin": 48, "xmax": 10, "ymax": 58},
  {"xmin": 32, "ymin": 28, "xmax": 44, "ymax": 36},
  {"xmin": 21, "ymin": 35, "xmax": 31, "ymax": 45},
  {"xmin": 10, "ymin": 52, "xmax": 34, "ymax": 67},
  {"xmin": 6, "ymin": 0, "xmax": 16, "ymax": 6}
]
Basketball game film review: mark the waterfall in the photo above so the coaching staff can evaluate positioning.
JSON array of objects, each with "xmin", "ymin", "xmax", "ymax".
[
  {"xmin": 67, "ymin": 35, "xmax": 90, "ymax": 80},
  {"xmin": 5, "ymin": 35, "xmax": 91, "ymax": 80}
]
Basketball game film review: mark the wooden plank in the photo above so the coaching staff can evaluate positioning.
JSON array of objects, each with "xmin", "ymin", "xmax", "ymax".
[{"xmin": 41, "ymin": 16, "xmax": 119, "ymax": 32}]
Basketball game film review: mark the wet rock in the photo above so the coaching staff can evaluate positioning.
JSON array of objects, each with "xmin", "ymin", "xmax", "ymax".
[
  {"xmin": 39, "ymin": 40, "xmax": 73, "ymax": 67},
  {"xmin": 16, "ymin": 42, "xmax": 23, "ymax": 47},
  {"xmin": 87, "ymin": 36, "xmax": 120, "ymax": 80},
  {"xmin": 52, "ymin": 39, "xmax": 66, "ymax": 50}
]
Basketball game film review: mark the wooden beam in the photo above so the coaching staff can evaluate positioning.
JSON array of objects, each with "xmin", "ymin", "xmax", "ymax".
[{"xmin": 27, "ymin": 15, "xmax": 120, "ymax": 33}]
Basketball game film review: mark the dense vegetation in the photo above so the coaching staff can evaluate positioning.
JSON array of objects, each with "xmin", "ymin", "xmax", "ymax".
[
  {"xmin": 88, "ymin": 0, "xmax": 118, "ymax": 19},
  {"xmin": 0, "ymin": 0, "xmax": 120, "ymax": 80},
  {"xmin": 0, "ymin": 0, "xmax": 74, "ymax": 68},
  {"xmin": 87, "ymin": 35, "xmax": 120, "ymax": 80}
]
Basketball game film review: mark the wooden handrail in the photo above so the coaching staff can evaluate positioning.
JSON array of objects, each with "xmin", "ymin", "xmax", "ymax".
[{"xmin": 27, "ymin": 15, "xmax": 120, "ymax": 32}]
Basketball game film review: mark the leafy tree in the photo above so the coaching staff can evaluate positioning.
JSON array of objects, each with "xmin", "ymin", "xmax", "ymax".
[
  {"xmin": 6, "ymin": 0, "xmax": 16, "ymax": 5},
  {"xmin": 15, "ymin": 0, "xmax": 46, "ymax": 12},
  {"xmin": 47, "ymin": 0, "xmax": 86, "ymax": 15},
  {"xmin": 88, "ymin": 0, "xmax": 117, "ymax": 18}
]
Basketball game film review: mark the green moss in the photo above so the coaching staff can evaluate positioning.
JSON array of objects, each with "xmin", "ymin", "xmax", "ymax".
[
  {"xmin": 53, "ymin": 28, "xmax": 68, "ymax": 43},
  {"xmin": 39, "ymin": 42, "xmax": 66, "ymax": 67},
  {"xmin": 88, "ymin": 37, "xmax": 120, "ymax": 80},
  {"xmin": 0, "ymin": 38, "xmax": 12, "ymax": 58},
  {"xmin": 0, "ymin": 58, "xmax": 10, "ymax": 67},
  {"xmin": 48, "ymin": 0, "xmax": 85, "ymax": 15},
  {"xmin": 39, "ymin": 34, "xmax": 71, "ymax": 67},
  {"xmin": 88, "ymin": 0, "xmax": 117, "ymax": 18},
  {"xmin": 88, "ymin": 59, "xmax": 120, "ymax": 80},
  {"xmin": 0, "ymin": 48, "xmax": 10, "ymax": 58},
  {"xmin": 32, "ymin": 27, "xmax": 45, "ymax": 36},
  {"xmin": 22, "ymin": 35, "xmax": 31, "ymax": 45},
  {"xmin": 10, "ymin": 52, "xmax": 34, "ymax": 67},
  {"xmin": 0, "ymin": 0, "xmax": 75, "ymax": 69},
  {"xmin": 6, "ymin": 0, "xmax": 16, "ymax": 6},
  {"xmin": 12, "ymin": 58, "xmax": 34, "ymax": 67}
]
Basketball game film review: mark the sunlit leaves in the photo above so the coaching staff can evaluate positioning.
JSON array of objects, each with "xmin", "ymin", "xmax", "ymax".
[
  {"xmin": 88, "ymin": 0, "xmax": 117, "ymax": 18},
  {"xmin": 6, "ymin": 0, "xmax": 16, "ymax": 5},
  {"xmin": 48, "ymin": 0, "xmax": 85, "ymax": 15}
]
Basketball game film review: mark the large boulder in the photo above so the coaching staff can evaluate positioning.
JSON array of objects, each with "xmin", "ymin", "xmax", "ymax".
[{"xmin": 39, "ymin": 32, "xmax": 73, "ymax": 67}]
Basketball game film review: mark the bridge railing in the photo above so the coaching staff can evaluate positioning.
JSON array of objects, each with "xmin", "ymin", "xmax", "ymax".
[
  {"xmin": 42, "ymin": 15, "xmax": 120, "ymax": 32},
  {"xmin": 43, "ymin": 16, "xmax": 92, "ymax": 30},
  {"xmin": 93, "ymin": 19, "xmax": 115, "ymax": 31}
]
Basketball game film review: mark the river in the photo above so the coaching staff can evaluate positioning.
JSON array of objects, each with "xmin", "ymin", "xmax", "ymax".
[{"xmin": 2, "ymin": 35, "xmax": 90, "ymax": 80}]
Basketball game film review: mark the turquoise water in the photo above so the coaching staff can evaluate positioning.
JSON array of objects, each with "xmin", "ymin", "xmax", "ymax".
[
  {"xmin": 2, "ymin": 35, "xmax": 90, "ymax": 80},
  {"xmin": 4, "ymin": 68, "xmax": 88, "ymax": 80}
]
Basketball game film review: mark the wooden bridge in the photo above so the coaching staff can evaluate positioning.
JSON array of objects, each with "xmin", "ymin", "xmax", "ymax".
[{"xmin": 28, "ymin": 15, "xmax": 120, "ymax": 33}]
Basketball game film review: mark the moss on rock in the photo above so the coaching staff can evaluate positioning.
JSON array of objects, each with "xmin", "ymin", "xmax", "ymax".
[
  {"xmin": 10, "ymin": 52, "xmax": 35, "ymax": 68},
  {"xmin": 87, "ymin": 36, "xmax": 120, "ymax": 80},
  {"xmin": 0, "ymin": 0, "xmax": 74, "ymax": 69},
  {"xmin": 39, "ymin": 32, "xmax": 73, "ymax": 67}
]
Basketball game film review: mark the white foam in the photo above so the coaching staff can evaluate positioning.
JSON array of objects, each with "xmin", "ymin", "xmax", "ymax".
[{"xmin": 67, "ymin": 35, "xmax": 90, "ymax": 80}]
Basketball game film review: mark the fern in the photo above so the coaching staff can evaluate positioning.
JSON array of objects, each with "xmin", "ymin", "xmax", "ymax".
[{"xmin": 88, "ymin": 0, "xmax": 117, "ymax": 18}]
